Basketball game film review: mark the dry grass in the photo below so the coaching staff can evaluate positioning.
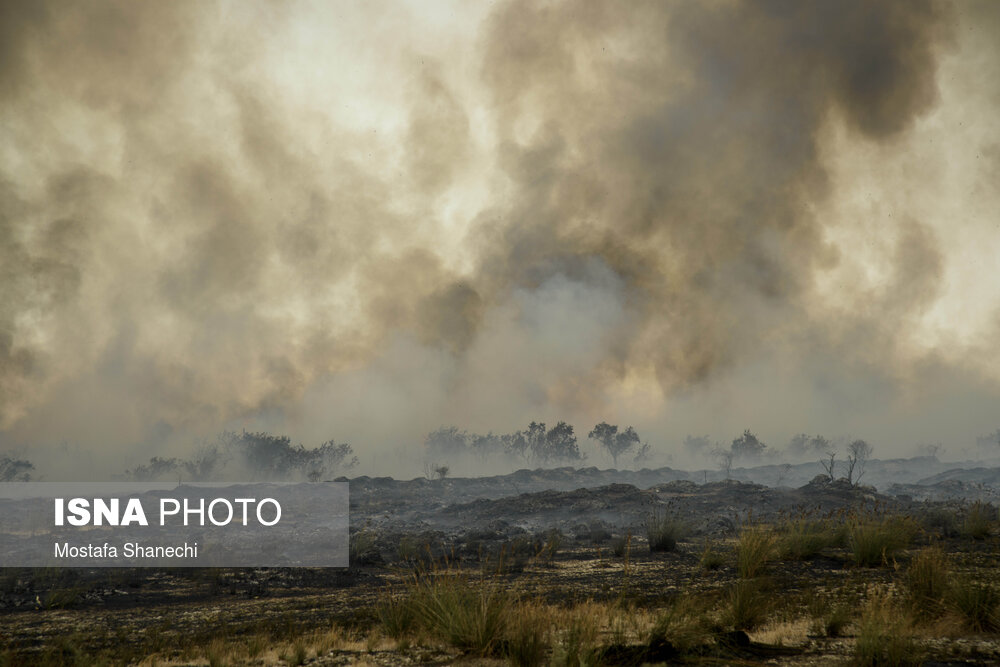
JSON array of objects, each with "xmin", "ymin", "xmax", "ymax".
[
  {"xmin": 749, "ymin": 617, "xmax": 811, "ymax": 646},
  {"xmin": 777, "ymin": 518, "xmax": 839, "ymax": 560},
  {"xmin": 848, "ymin": 516, "xmax": 915, "ymax": 567},
  {"xmin": 724, "ymin": 579, "xmax": 772, "ymax": 630},
  {"xmin": 645, "ymin": 512, "xmax": 686, "ymax": 552},
  {"xmin": 735, "ymin": 526, "xmax": 777, "ymax": 578},
  {"xmin": 853, "ymin": 590, "xmax": 920, "ymax": 666},
  {"xmin": 407, "ymin": 574, "xmax": 512, "ymax": 655},
  {"xmin": 904, "ymin": 546, "xmax": 949, "ymax": 618},
  {"xmin": 948, "ymin": 576, "xmax": 1000, "ymax": 633},
  {"xmin": 961, "ymin": 501, "xmax": 994, "ymax": 540}
]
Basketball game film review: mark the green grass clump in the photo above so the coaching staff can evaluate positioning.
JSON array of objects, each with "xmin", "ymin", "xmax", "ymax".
[
  {"xmin": 645, "ymin": 512, "xmax": 686, "ymax": 553},
  {"xmin": 853, "ymin": 593, "xmax": 919, "ymax": 666},
  {"xmin": 735, "ymin": 526, "xmax": 776, "ymax": 578},
  {"xmin": 904, "ymin": 547, "xmax": 949, "ymax": 617},
  {"xmin": 848, "ymin": 517, "xmax": 914, "ymax": 567},
  {"xmin": 948, "ymin": 577, "xmax": 1000, "ymax": 633}
]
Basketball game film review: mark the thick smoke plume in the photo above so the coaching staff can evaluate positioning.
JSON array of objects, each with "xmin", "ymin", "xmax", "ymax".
[{"xmin": 1, "ymin": 0, "xmax": 999, "ymax": 472}]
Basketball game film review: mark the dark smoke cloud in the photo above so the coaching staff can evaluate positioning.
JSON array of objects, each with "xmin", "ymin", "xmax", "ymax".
[
  {"xmin": 475, "ymin": 0, "xmax": 953, "ymax": 395},
  {"xmin": 1, "ymin": 0, "xmax": 997, "ymax": 470}
]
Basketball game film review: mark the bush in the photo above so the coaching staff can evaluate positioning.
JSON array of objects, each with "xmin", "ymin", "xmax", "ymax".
[
  {"xmin": 735, "ymin": 526, "xmax": 776, "ymax": 578},
  {"xmin": 646, "ymin": 512, "xmax": 686, "ymax": 553},
  {"xmin": 849, "ymin": 517, "xmax": 914, "ymax": 567},
  {"xmin": 948, "ymin": 577, "xmax": 1000, "ymax": 632},
  {"xmin": 904, "ymin": 547, "xmax": 949, "ymax": 617},
  {"xmin": 853, "ymin": 593, "xmax": 919, "ymax": 666}
]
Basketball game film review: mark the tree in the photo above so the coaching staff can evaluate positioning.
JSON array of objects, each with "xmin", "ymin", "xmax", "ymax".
[
  {"xmin": 424, "ymin": 426, "xmax": 469, "ymax": 458},
  {"xmin": 683, "ymin": 435, "xmax": 712, "ymax": 456},
  {"xmin": 529, "ymin": 421, "xmax": 583, "ymax": 464},
  {"xmin": 820, "ymin": 451, "xmax": 837, "ymax": 481},
  {"xmin": 846, "ymin": 439, "xmax": 873, "ymax": 486},
  {"xmin": 588, "ymin": 422, "xmax": 642, "ymax": 467},
  {"xmin": 126, "ymin": 456, "xmax": 180, "ymax": 481},
  {"xmin": 731, "ymin": 430, "xmax": 766, "ymax": 460},
  {"xmin": 222, "ymin": 430, "xmax": 357, "ymax": 480},
  {"xmin": 712, "ymin": 446, "xmax": 734, "ymax": 479},
  {"xmin": 470, "ymin": 433, "xmax": 503, "ymax": 461},
  {"xmin": 788, "ymin": 433, "xmax": 830, "ymax": 457},
  {"xmin": 0, "ymin": 456, "xmax": 34, "ymax": 482},
  {"xmin": 546, "ymin": 421, "xmax": 583, "ymax": 463},
  {"xmin": 502, "ymin": 431, "xmax": 529, "ymax": 462}
]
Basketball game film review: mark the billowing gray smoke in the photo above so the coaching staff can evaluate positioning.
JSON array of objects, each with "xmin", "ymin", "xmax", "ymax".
[{"xmin": 1, "ymin": 0, "xmax": 998, "ymax": 471}]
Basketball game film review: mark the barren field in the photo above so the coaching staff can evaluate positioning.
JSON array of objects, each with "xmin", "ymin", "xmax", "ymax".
[{"xmin": 4, "ymin": 462, "xmax": 1000, "ymax": 666}]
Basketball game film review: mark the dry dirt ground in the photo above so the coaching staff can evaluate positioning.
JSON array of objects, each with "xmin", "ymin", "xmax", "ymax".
[{"xmin": 3, "ymin": 465, "xmax": 1000, "ymax": 665}]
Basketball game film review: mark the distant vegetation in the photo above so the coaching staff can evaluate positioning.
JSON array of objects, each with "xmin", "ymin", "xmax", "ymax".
[
  {"xmin": 424, "ymin": 421, "xmax": 585, "ymax": 467},
  {"xmin": 0, "ymin": 456, "xmax": 34, "ymax": 481},
  {"xmin": 424, "ymin": 420, "xmax": 659, "ymax": 470},
  {"xmin": 123, "ymin": 430, "xmax": 358, "ymax": 482}
]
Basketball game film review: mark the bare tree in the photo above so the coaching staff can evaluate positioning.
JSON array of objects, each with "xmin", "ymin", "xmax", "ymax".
[
  {"xmin": 846, "ymin": 439, "xmax": 873, "ymax": 486},
  {"xmin": 713, "ymin": 447, "xmax": 734, "ymax": 480},
  {"xmin": 820, "ymin": 451, "xmax": 837, "ymax": 481}
]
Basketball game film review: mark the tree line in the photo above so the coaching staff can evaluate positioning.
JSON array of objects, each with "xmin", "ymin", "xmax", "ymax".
[{"xmin": 424, "ymin": 420, "xmax": 651, "ymax": 467}]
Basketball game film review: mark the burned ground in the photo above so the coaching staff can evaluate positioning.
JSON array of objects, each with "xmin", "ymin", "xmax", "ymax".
[{"xmin": 3, "ymin": 459, "xmax": 1000, "ymax": 665}]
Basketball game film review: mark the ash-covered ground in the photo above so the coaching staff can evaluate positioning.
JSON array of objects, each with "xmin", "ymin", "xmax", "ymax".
[{"xmin": 3, "ymin": 457, "xmax": 1000, "ymax": 665}]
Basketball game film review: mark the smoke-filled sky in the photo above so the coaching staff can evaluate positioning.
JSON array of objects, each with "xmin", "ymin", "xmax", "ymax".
[{"xmin": 2, "ymin": 0, "xmax": 999, "ymax": 473}]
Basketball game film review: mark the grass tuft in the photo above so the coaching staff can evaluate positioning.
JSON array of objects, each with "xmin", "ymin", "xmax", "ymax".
[
  {"xmin": 778, "ymin": 518, "xmax": 837, "ymax": 560},
  {"xmin": 724, "ymin": 579, "xmax": 771, "ymax": 631},
  {"xmin": 948, "ymin": 576, "xmax": 1000, "ymax": 633},
  {"xmin": 650, "ymin": 595, "xmax": 713, "ymax": 653},
  {"xmin": 699, "ymin": 541, "xmax": 725, "ymax": 571},
  {"xmin": 853, "ymin": 592, "xmax": 919, "ymax": 666},
  {"xmin": 504, "ymin": 602, "xmax": 551, "ymax": 667},
  {"xmin": 735, "ymin": 526, "xmax": 776, "ymax": 578},
  {"xmin": 645, "ymin": 512, "xmax": 686, "ymax": 552},
  {"xmin": 904, "ymin": 547, "xmax": 949, "ymax": 618},
  {"xmin": 848, "ymin": 517, "xmax": 914, "ymax": 567},
  {"xmin": 408, "ymin": 574, "xmax": 511, "ymax": 655},
  {"xmin": 961, "ymin": 501, "xmax": 994, "ymax": 540}
]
